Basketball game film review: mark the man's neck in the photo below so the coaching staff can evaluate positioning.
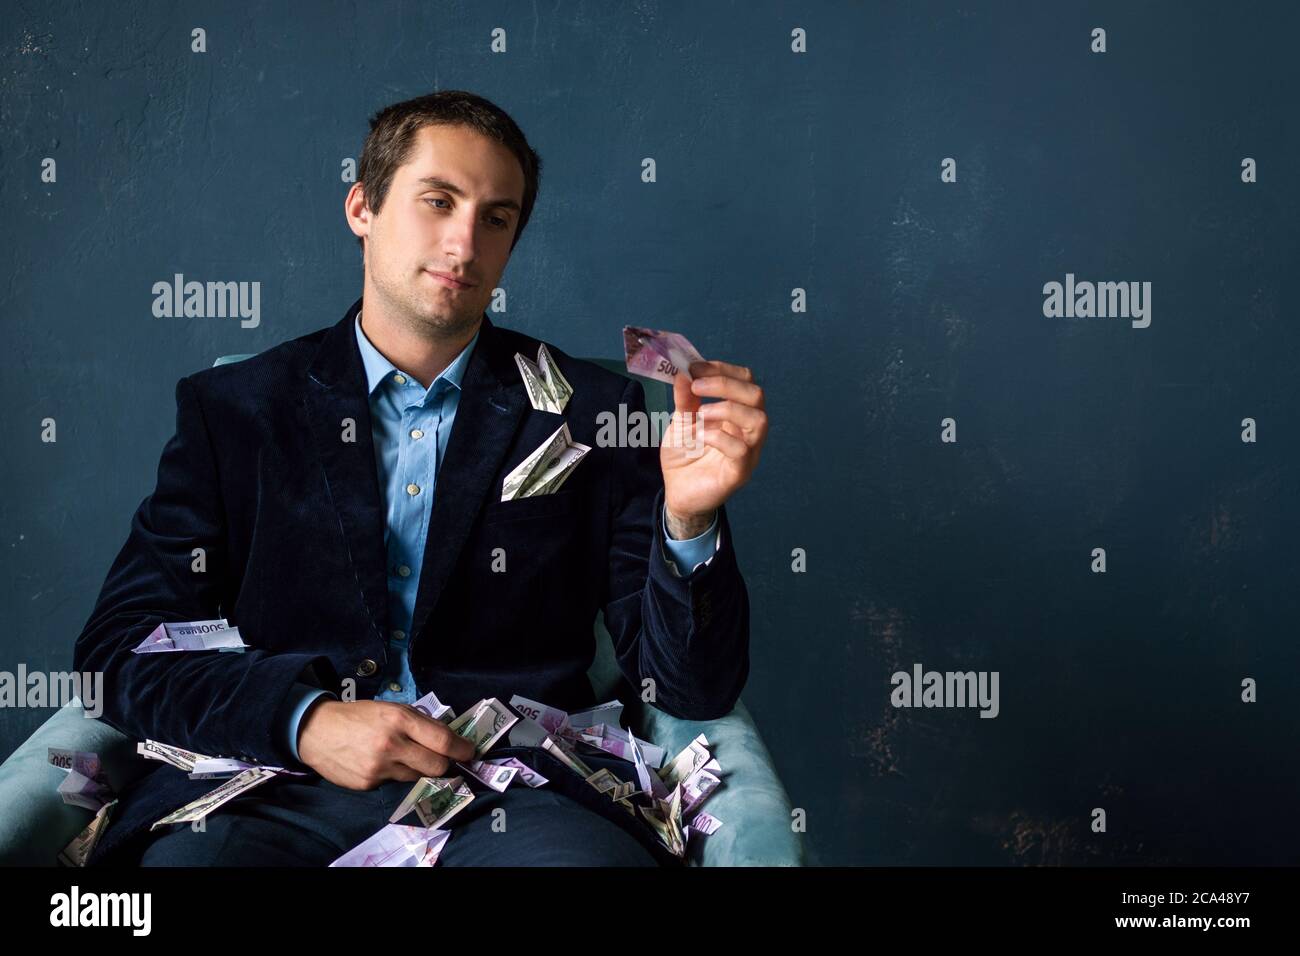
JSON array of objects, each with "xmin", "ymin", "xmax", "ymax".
[{"xmin": 357, "ymin": 300, "xmax": 481, "ymax": 390}]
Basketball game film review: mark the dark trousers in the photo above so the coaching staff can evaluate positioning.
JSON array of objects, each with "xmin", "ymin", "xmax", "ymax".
[{"xmin": 119, "ymin": 745, "xmax": 681, "ymax": 867}]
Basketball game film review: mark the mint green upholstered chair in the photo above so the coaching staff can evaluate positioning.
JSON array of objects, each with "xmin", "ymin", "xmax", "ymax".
[{"xmin": 0, "ymin": 353, "xmax": 801, "ymax": 867}]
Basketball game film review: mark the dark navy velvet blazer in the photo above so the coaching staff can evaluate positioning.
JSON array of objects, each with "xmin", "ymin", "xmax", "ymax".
[{"xmin": 74, "ymin": 296, "xmax": 750, "ymax": 862}]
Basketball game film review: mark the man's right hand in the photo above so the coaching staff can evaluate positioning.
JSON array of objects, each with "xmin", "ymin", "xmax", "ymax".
[{"xmin": 297, "ymin": 699, "xmax": 476, "ymax": 789}]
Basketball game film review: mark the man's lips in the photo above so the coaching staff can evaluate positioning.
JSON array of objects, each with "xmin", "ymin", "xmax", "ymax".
[{"xmin": 426, "ymin": 270, "xmax": 474, "ymax": 290}]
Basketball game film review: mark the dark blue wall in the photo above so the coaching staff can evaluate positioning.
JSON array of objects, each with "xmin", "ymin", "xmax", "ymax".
[{"xmin": 3, "ymin": 1, "xmax": 1296, "ymax": 864}]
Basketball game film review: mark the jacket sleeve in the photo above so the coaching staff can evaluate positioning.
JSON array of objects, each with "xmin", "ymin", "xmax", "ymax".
[
  {"xmin": 600, "ymin": 376, "xmax": 750, "ymax": 720},
  {"xmin": 72, "ymin": 375, "xmax": 340, "ymax": 765}
]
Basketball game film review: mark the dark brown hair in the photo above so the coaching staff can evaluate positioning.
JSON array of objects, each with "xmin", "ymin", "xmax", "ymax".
[{"xmin": 355, "ymin": 90, "xmax": 542, "ymax": 254}]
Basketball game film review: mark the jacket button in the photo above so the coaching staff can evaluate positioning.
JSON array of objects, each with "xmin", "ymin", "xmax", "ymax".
[{"xmin": 356, "ymin": 659, "xmax": 378, "ymax": 677}]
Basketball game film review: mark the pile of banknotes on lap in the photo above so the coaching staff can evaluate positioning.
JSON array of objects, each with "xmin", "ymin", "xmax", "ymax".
[{"xmin": 52, "ymin": 690, "xmax": 725, "ymax": 868}]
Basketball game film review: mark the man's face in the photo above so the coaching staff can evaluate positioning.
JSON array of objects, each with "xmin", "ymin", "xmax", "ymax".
[{"xmin": 351, "ymin": 123, "xmax": 525, "ymax": 338}]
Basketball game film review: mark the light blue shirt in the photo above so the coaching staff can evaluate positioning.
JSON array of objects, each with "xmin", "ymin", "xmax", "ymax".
[{"xmin": 280, "ymin": 315, "xmax": 720, "ymax": 762}]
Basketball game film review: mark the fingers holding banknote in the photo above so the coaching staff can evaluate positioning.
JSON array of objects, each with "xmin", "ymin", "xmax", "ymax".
[
  {"xmin": 298, "ymin": 700, "xmax": 475, "ymax": 789},
  {"xmin": 661, "ymin": 359, "xmax": 767, "ymax": 523}
]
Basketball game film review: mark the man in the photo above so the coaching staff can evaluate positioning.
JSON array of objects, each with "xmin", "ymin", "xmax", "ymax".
[{"xmin": 74, "ymin": 90, "xmax": 767, "ymax": 866}]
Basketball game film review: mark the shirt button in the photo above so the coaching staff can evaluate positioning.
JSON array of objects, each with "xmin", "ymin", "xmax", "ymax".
[
  {"xmin": 397, "ymin": 565, "xmax": 411, "ymax": 578},
  {"xmin": 393, "ymin": 373, "xmax": 407, "ymax": 385},
  {"xmin": 387, "ymin": 682, "xmax": 403, "ymax": 693},
  {"xmin": 410, "ymin": 428, "xmax": 424, "ymax": 440},
  {"xmin": 356, "ymin": 659, "xmax": 378, "ymax": 677},
  {"xmin": 392, "ymin": 630, "xmax": 406, "ymax": 641},
  {"xmin": 406, "ymin": 483, "xmax": 421, "ymax": 496}
]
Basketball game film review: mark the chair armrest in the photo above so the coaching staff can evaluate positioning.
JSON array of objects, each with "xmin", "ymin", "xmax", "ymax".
[
  {"xmin": 0, "ymin": 702, "xmax": 140, "ymax": 865},
  {"xmin": 629, "ymin": 697, "xmax": 804, "ymax": 866}
]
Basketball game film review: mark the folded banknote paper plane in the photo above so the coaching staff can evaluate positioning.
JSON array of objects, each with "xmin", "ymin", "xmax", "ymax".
[{"xmin": 132, "ymin": 618, "xmax": 250, "ymax": 654}]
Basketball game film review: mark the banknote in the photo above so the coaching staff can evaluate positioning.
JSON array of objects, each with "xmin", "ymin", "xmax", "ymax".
[
  {"xmin": 688, "ymin": 809, "xmax": 723, "ymax": 836},
  {"xmin": 48, "ymin": 747, "xmax": 102, "ymax": 779},
  {"xmin": 330, "ymin": 824, "xmax": 451, "ymax": 868},
  {"xmin": 509, "ymin": 694, "xmax": 572, "ymax": 735},
  {"xmin": 680, "ymin": 767, "xmax": 722, "ymax": 817},
  {"xmin": 390, "ymin": 775, "xmax": 476, "ymax": 829},
  {"xmin": 622, "ymin": 326, "xmax": 705, "ymax": 384},
  {"xmin": 514, "ymin": 343, "xmax": 573, "ymax": 414},
  {"xmin": 566, "ymin": 701, "xmax": 624, "ymax": 730},
  {"xmin": 484, "ymin": 756, "xmax": 549, "ymax": 788},
  {"xmin": 573, "ymin": 723, "xmax": 666, "ymax": 769},
  {"xmin": 411, "ymin": 689, "xmax": 455, "ymax": 721},
  {"xmin": 413, "ymin": 777, "xmax": 476, "ymax": 829},
  {"xmin": 542, "ymin": 735, "xmax": 594, "ymax": 778},
  {"xmin": 57, "ymin": 769, "xmax": 113, "ymax": 812},
  {"xmin": 459, "ymin": 759, "xmax": 518, "ymax": 792},
  {"xmin": 49, "ymin": 748, "xmax": 113, "ymax": 812},
  {"xmin": 659, "ymin": 733, "xmax": 714, "ymax": 787},
  {"xmin": 627, "ymin": 730, "xmax": 668, "ymax": 801},
  {"xmin": 585, "ymin": 767, "xmax": 622, "ymax": 796},
  {"xmin": 500, "ymin": 422, "xmax": 590, "ymax": 501},
  {"xmin": 58, "ymin": 799, "xmax": 117, "ymax": 867},
  {"xmin": 137, "ymin": 739, "xmax": 211, "ymax": 773},
  {"xmin": 150, "ymin": 766, "xmax": 277, "ymax": 830},
  {"xmin": 447, "ymin": 698, "xmax": 518, "ymax": 758},
  {"xmin": 639, "ymin": 782, "xmax": 686, "ymax": 857},
  {"xmin": 187, "ymin": 756, "xmax": 305, "ymax": 780},
  {"xmin": 133, "ymin": 618, "xmax": 249, "ymax": 654}
]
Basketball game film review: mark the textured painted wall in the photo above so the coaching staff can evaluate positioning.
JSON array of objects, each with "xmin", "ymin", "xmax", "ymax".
[{"xmin": 2, "ymin": 1, "xmax": 1297, "ymax": 864}]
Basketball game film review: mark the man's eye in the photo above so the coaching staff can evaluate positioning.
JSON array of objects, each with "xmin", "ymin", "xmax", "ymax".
[
  {"xmin": 425, "ymin": 198, "xmax": 449, "ymax": 209},
  {"xmin": 489, "ymin": 217, "xmax": 508, "ymax": 228}
]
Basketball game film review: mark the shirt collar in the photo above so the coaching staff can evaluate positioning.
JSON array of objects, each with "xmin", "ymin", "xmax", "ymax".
[{"xmin": 354, "ymin": 311, "xmax": 479, "ymax": 403}]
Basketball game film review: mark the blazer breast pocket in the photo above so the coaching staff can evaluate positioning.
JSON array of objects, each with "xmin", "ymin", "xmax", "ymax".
[{"xmin": 482, "ymin": 488, "xmax": 583, "ymax": 525}]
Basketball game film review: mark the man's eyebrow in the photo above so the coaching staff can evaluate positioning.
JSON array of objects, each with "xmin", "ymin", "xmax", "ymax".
[{"xmin": 416, "ymin": 176, "xmax": 521, "ymax": 212}]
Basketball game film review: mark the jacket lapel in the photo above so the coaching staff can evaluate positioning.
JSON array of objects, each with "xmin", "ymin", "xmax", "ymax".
[
  {"xmin": 302, "ymin": 298, "xmax": 531, "ymax": 654},
  {"xmin": 409, "ymin": 312, "xmax": 529, "ymax": 648},
  {"xmin": 302, "ymin": 297, "xmax": 390, "ymax": 644}
]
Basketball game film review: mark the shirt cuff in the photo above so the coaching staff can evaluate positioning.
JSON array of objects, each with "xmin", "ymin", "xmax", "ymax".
[
  {"xmin": 661, "ymin": 504, "xmax": 721, "ymax": 578},
  {"xmin": 282, "ymin": 682, "xmax": 336, "ymax": 764}
]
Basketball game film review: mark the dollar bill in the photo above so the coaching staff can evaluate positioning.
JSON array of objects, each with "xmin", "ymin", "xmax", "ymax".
[
  {"xmin": 58, "ymin": 798, "xmax": 117, "ymax": 867},
  {"xmin": 638, "ymin": 782, "xmax": 686, "ymax": 857},
  {"xmin": 137, "ymin": 740, "xmax": 212, "ymax": 773},
  {"xmin": 447, "ymin": 698, "xmax": 518, "ymax": 758},
  {"xmin": 187, "ymin": 757, "xmax": 305, "ymax": 780},
  {"xmin": 584, "ymin": 767, "xmax": 622, "ymax": 796},
  {"xmin": 659, "ymin": 733, "xmax": 713, "ymax": 787},
  {"xmin": 413, "ymin": 777, "xmax": 476, "ymax": 829},
  {"xmin": 622, "ymin": 326, "xmax": 705, "ymax": 384},
  {"xmin": 501, "ymin": 422, "xmax": 590, "ymax": 500},
  {"xmin": 149, "ymin": 766, "xmax": 277, "ymax": 830},
  {"xmin": 542, "ymin": 735, "xmax": 594, "ymax": 778},
  {"xmin": 390, "ymin": 775, "xmax": 476, "ymax": 829},
  {"xmin": 514, "ymin": 343, "xmax": 573, "ymax": 414},
  {"xmin": 526, "ymin": 441, "xmax": 590, "ymax": 497},
  {"xmin": 501, "ymin": 422, "xmax": 589, "ymax": 501}
]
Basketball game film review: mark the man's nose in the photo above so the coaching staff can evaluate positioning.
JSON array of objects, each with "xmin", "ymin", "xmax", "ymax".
[{"xmin": 441, "ymin": 214, "xmax": 482, "ymax": 262}]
